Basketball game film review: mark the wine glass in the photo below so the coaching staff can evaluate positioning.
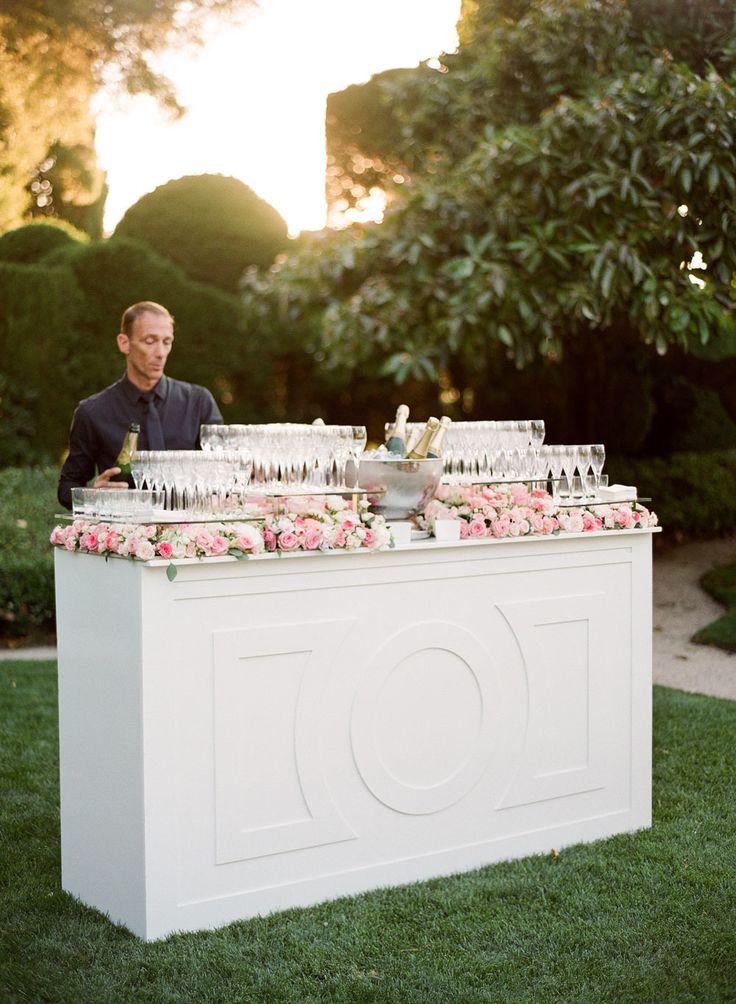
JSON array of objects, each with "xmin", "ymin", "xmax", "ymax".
[
  {"xmin": 349, "ymin": 426, "xmax": 367, "ymax": 487},
  {"xmin": 548, "ymin": 445, "xmax": 565, "ymax": 502},
  {"xmin": 531, "ymin": 420, "xmax": 545, "ymax": 449},
  {"xmin": 576, "ymin": 445, "xmax": 592, "ymax": 499},
  {"xmin": 590, "ymin": 444, "xmax": 605, "ymax": 497}
]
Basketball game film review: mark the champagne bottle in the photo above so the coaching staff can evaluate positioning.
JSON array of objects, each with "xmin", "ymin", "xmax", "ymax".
[
  {"xmin": 385, "ymin": 404, "xmax": 410, "ymax": 455},
  {"xmin": 111, "ymin": 423, "xmax": 140, "ymax": 485},
  {"xmin": 427, "ymin": 416, "xmax": 452, "ymax": 458},
  {"xmin": 407, "ymin": 417, "xmax": 440, "ymax": 460}
]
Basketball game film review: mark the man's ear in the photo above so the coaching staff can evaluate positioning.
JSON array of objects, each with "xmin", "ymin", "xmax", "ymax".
[{"xmin": 117, "ymin": 332, "xmax": 129, "ymax": 356}]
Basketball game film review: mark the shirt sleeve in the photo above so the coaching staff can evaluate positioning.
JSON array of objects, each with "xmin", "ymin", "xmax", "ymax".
[
  {"xmin": 200, "ymin": 388, "xmax": 224, "ymax": 425},
  {"xmin": 57, "ymin": 405, "xmax": 99, "ymax": 510}
]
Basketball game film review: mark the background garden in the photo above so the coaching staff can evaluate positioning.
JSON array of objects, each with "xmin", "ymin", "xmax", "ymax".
[
  {"xmin": 1, "ymin": 0, "xmax": 735, "ymax": 644},
  {"xmin": 2, "ymin": 3, "xmax": 736, "ymax": 999}
]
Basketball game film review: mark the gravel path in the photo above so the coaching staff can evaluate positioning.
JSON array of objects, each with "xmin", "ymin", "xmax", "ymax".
[
  {"xmin": 653, "ymin": 535, "xmax": 736, "ymax": 700},
  {"xmin": 3, "ymin": 537, "xmax": 735, "ymax": 700}
]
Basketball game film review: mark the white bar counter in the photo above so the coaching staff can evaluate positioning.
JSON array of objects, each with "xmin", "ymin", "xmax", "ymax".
[{"xmin": 54, "ymin": 529, "xmax": 656, "ymax": 940}]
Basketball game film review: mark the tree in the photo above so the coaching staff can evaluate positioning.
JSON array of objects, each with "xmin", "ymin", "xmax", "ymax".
[
  {"xmin": 114, "ymin": 175, "xmax": 289, "ymax": 294},
  {"xmin": 0, "ymin": 0, "xmax": 253, "ymax": 231},
  {"xmin": 244, "ymin": 0, "xmax": 736, "ymax": 441}
]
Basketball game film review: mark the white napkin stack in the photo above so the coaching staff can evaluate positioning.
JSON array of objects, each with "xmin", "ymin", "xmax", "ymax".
[{"xmin": 596, "ymin": 484, "xmax": 637, "ymax": 503}]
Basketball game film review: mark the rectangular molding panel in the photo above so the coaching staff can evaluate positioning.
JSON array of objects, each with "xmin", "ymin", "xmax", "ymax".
[{"xmin": 54, "ymin": 531, "xmax": 654, "ymax": 940}]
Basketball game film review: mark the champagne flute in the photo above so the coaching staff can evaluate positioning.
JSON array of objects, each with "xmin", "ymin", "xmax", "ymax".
[
  {"xmin": 590, "ymin": 444, "xmax": 605, "ymax": 497},
  {"xmin": 349, "ymin": 426, "xmax": 367, "ymax": 488}
]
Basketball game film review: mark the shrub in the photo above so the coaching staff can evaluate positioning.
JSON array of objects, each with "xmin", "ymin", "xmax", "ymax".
[
  {"xmin": 0, "ymin": 220, "xmax": 87, "ymax": 263},
  {"xmin": 114, "ymin": 174, "xmax": 289, "ymax": 294},
  {"xmin": 51, "ymin": 235, "xmax": 278, "ymax": 425},
  {"xmin": 0, "ymin": 237, "xmax": 280, "ymax": 462},
  {"xmin": 0, "ymin": 467, "xmax": 58, "ymax": 639},
  {"xmin": 0, "ymin": 261, "xmax": 84, "ymax": 460},
  {"xmin": 608, "ymin": 449, "xmax": 736, "ymax": 542}
]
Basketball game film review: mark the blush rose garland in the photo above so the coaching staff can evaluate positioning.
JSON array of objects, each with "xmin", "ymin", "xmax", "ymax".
[
  {"xmin": 50, "ymin": 496, "xmax": 392, "ymax": 567},
  {"xmin": 415, "ymin": 483, "xmax": 658, "ymax": 538}
]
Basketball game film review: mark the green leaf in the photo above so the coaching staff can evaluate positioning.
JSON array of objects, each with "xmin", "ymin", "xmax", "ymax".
[
  {"xmin": 166, "ymin": 562, "xmax": 178, "ymax": 582},
  {"xmin": 707, "ymin": 162, "xmax": 720, "ymax": 193}
]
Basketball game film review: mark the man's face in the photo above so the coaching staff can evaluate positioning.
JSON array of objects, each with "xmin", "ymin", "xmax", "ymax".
[{"xmin": 117, "ymin": 312, "xmax": 174, "ymax": 390}]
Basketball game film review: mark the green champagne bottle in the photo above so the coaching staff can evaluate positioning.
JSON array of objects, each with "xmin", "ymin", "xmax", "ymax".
[
  {"xmin": 427, "ymin": 416, "xmax": 452, "ymax": 458},
  {"xmin": 111, "ymin": 423, "xmax": 140, "ymax": 485},
  {"xmin": 407, "ymin": 417, "xmax": 440, "ymax": 460},
  {"xmin": 386, "ymin": 404, "xmax": 410, "ymax": 456}
]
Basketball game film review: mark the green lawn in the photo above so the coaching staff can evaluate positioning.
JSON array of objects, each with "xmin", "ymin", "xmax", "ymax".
[
  {"xmin": 1, "ymin": 663, "xmax": 735, "ymax": 1004},
  {"xmin": 693, "ymin": 562, "xmax": 736, "ymax": 653}
]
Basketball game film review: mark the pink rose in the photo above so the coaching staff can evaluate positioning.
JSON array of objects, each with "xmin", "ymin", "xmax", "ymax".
[
  {"xmin": 529, "ymin": 512, "xmax": 544, "ymax": 533},
  {"xmin": 263, "ymin": 527, "xmax": 277, "ymax": 551},
  {"xmin": 278, "ymin": 531, "xmax": 300, "ymax": 551},
  {"xmin": 126, "ymin": 536, "xmax": 139, "ymax": 555},
  {"xmin": 137, "ymin": 540, "xmax": 155, "ymax": 561},
  {"xmin": 492, "ymin": 515, "xmax": 511, "ymax": 538},
  {"xmin": 459, "ymin": 520, "xmax": 470, "ymax": 539},
  {"xmin": 582, "ymin": 512, "xmax": 597, "ymax": 532},
  {"xmin": 195, "ymin": 530, "xmax": 214, "ymax": 550},
  {"xmin": 333, "ymin": 527, "xmax": 346, "ymax": 547},
  {"xmin": 362, "ymin": 528, "xmax": 375, "ymax": 546},
  {"xmin": 50, "ymin": 527, "xmax": 65, "ymax": 545},
  {"xmin": 468, "ymin": 518, "xmax": 486, "ymax": 538},
  {"xmin": 64, "ymin": 535, "xmax": 78, "ymax": 551},
  {"xmin": 210, "ymin": 535, "xmax": 230, "ymax": 556},
  {"xmin": 566, "ymin": 513, "xmax": 584, "ymax": 533},
  {"xmin": 304, "ymin": 528, "xmax": 322, "ymax": 550},
  {"xmin": 157, "ymin": 541, "xmax": 173, "ymax": 559},
  {"xmin": 105, "ymin": 531, "xmax": 120, "ymax": 551}
]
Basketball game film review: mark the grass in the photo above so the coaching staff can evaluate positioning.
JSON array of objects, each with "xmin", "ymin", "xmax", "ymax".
[
  {"xmin": 693, "ymin": 562, "xmax": 736, "ymax": 653},
  {"xmin": 1, "ymin": 663, "xmax": 735, "ymax": 1003}
]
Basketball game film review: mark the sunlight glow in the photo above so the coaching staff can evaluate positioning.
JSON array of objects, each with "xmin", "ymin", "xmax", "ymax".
[{"xmin": 94, "ymin": 0, "xmax": 460, "ymax": 236}]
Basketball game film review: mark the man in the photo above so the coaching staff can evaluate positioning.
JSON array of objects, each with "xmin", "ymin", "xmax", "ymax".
[{"xmin": 58, "ymin": 301, "xmax": 223, "ymax": 509}]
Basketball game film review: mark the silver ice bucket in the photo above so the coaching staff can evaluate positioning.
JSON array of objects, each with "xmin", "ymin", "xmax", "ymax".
[{"xmin": 358, "ymin": 457, "xmax": 444, "ymax": 520}]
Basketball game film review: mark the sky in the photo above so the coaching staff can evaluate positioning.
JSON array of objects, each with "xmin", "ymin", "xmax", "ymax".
[{"xmin": 94, "ymin": 0, "xmax": 461, "ymax": 236}]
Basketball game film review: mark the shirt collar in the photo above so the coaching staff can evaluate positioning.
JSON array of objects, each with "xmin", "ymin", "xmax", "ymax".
[{"xmin": 120, "ymin": 373, "xmax": 168, "ymax": 404}]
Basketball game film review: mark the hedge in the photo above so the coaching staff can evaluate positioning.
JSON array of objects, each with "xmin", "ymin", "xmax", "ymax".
[
  {"xmin": 608, "ymin": 449, "xmax": 736, "ymax": 542},
  {"xmin": 0, "ymin": 236, "xmax": 279, "ymax": 465},
  {"xmin": 113, "ymin": 174, "xmax": 288, "ymax": 294},
  {"xmin": 0, "ymin": 467, "xmax": 58, "ymax": 639}
]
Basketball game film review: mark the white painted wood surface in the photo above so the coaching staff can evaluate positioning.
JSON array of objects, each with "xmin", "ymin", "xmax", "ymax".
[{"xmin": 54, "ymin": 529, "xmax": 655, "ymax": 940}]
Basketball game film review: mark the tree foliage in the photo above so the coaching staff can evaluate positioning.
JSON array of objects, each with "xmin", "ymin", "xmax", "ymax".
[
  {"xmin": 248, "ymin": 0, "xmax": 736, "ymax": 433},
  {"xmin": 114, "ymin": 175, "xmax": 289, "ymax": 294},
  {"xmin": 0, "ymin": 0, "xmax": 252, "ymax": 231}
]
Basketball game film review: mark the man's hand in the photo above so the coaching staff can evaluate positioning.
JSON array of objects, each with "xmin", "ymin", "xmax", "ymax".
[{"xmin": 93, "ymin": 467, "xmax": 128, "ymax": 489}]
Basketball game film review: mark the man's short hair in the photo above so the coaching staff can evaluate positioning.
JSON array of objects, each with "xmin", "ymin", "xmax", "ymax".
[{"xmin": 120, "ymin": 302, "xmax": 175, "ymax": 339}]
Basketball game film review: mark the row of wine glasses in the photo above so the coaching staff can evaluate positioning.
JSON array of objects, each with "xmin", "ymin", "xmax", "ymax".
[
  {"xmin": 439, "ymin": 441, "xmax": 606, "ymax": 499},
  {"xmin": 200, "ymin": 423, "xmax": 368, "ymax": 490},
  {"xmin": 396, "ymin": 419, "xmax": 545, "ymax": 469},
  {"xmin": 131, "ymin": 450, "xmax": 253, "ymax": 514},
  {"xmin": 541, "ymin": 444, "xmax": 606, "ymax": 500}
]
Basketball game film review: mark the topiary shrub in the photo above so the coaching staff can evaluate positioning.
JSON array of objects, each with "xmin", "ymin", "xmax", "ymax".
[
  {"xmin": 114, "ymin": 174, "xmax": 289, "ymax": 294},
  {"xmin": 0, "ymin": 220, "xmax": 87, "ymax": 264}
]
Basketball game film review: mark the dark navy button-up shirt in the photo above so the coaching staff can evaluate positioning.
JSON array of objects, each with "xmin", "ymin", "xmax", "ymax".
[{"xmin": 57, "ymin": 373, "xmax": 223, "ymax": 509}]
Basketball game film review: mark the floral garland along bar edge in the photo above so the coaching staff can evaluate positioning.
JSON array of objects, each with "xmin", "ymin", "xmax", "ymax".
[{"xmin": 50, "ymin": 486, "xmax": 658, "ymax": 580}]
